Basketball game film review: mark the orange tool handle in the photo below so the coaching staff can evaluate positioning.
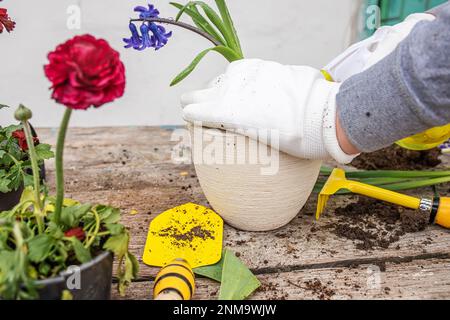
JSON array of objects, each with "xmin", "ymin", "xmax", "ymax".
[{"xmin": 433, "ymin": 197, "xmax": 450, "ymax": 229}]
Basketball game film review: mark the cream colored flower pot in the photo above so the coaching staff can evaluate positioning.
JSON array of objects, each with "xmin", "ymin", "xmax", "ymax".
[{"xmin": 188, "ymin": 124, "xmax": 322, "ymax": 231}]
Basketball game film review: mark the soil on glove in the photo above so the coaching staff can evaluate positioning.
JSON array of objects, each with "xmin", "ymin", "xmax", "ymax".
[
  {"xmin": 351, "ymin": 145, "xmax": 441, "ymax": 170},
  {"xmin": 329, "ymin": 197, "xmax": 429, "ymax": 250}
]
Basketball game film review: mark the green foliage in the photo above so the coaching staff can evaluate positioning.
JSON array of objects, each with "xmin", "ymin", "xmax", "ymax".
[
  {"xmin": 0, "ymin": 193, "xmax": 138, "ymax": 299},
  {"xmin": 169, "ymin": 0, "xmax": 244, "ymax": 86},
  {"xmin": 194, "ymin": 249, "xmax": 261, "ymax": 300},
  {"xmin": 0, "ymin": 124, "xmax": 54, "ymax": 194},
  {"xmin": 170, "ymin": 45, "xmax": 242, "ymax": 86}
]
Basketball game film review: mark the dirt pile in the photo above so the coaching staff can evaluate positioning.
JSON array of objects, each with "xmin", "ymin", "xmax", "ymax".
[
  {"xmin": 329, "ymin": 197, "xmax": 429, "ymax": 250},
  {"xmin": 351, "ymin": 145, "xmax": 441, "ymax": 170}
]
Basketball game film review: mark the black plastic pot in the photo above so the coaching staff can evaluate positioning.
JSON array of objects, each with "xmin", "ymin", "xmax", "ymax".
[
  {"xmin": 36, "ymin": 251, "xmax": 113, "ymax": 300},
  {"xmin": 0, "ymin": 163, "xmax": 46, "ymax": 212},
  {"xmin": 0, "ymin": 185, "xmax": 24, "ymax": 212}
]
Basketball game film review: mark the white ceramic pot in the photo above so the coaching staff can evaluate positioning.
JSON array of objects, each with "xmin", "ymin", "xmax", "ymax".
[{"xmin": 188, "ymin": 124, "xmax": 322, "ymax": 231}]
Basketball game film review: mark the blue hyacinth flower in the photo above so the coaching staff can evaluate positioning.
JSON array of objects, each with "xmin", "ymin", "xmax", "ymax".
[
  {"xmin": 124, "ymin": 3, "xmax": 172, "ymax": 51},
  {"xmin": 123, "ymin": 22, "xmax": 143, "ymax": 49},
  {"xmin": 148, "ymin": 23, "xmax": 172, "ymax": 50},
  {"xmin": 138, "ymin": 23, "xmax": 156, "ymax": 50},
  {"xmin": 134, "ymin": 4, "xmax": 160, "ymax": 19}
]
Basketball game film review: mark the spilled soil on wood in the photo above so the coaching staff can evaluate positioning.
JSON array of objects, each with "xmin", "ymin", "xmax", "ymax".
[
  {"xmin": 351, "ymin": 145, "xmax": 441, "ymax": 170},
  {"xmin": 328, "ymin": 197, "xmax": 429, "ymax": 250}
]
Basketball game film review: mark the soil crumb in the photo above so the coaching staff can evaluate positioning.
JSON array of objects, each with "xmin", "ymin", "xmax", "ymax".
[
  {"xmin": 351, "ymin": 145, "xmax": 441, "ymax": 170},
  {"xmin": 329, "ymin": 197, "xmax": 429, "ymax": 250},
  {"xmin": 258, "ymin": 282, "xmax": 289, "ymax": 300},
  {"xmin": 303, "ymin": 278, "xmax": 336, "ymax": 300}
]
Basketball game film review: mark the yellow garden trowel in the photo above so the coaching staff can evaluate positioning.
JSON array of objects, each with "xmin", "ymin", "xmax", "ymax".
[
  {"xmin": 143, "ymin": 203, "xmax": 224, "ymax": 300},
  {"xmin": 316, "ymin": 168, "xmax": 450, "ymax": 229}
]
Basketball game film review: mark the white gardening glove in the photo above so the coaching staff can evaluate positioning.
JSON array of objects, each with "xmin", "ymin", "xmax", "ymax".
[
  {"xmin": 324, "ymin": 13, "xmax": 435, "ymax": 82},
  {"xmin": 181, "ymin": 59, "xmax": 357, "ymax": 164}
]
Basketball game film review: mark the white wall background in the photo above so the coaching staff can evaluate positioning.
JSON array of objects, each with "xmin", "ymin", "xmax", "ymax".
[{"xmin": 0, "ymin": 0, "xmax": 361, "ymax": 127}]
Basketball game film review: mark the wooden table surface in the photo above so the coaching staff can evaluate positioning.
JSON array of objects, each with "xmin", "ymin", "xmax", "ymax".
[{"xmin": 37, "ymin": 127, "xmax": 450, "ymax": 300}]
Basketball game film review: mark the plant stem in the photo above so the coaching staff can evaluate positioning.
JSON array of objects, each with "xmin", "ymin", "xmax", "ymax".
[
  {"xmin": 54, "ymin": 108, "xmax": 72, "ymax": 224},
  {"xmin": 22, "ymin": 121, "xmax": 44, "ymax": 233},
  {"xmin": 130, "ymin": 17, "xmax": 222, "ymax": 46},
  {"xmin": 85, "ymin": 209, "xmax": 100, "ymax": 249}
]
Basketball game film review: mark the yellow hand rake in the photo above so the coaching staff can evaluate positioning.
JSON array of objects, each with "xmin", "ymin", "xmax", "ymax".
[{"xmin": 316, "ymin": 168, "xmax": 450, "ymax": 229}]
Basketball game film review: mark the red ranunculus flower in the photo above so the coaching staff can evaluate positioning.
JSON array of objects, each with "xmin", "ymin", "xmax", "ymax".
[
  {"xmin": 64, "ymin": 227, "xmax": 86, "ymax": 241},
  {"xmin": 44, "ymin": 34, "xmax": 126, "ymax": 110},
  {"xmin": 0, "ymin": 8, "xmax": 15, "ymax": 33},
  {"xmin": 12, "ymin": 129, "xmax": 39, "ymax": 151}
]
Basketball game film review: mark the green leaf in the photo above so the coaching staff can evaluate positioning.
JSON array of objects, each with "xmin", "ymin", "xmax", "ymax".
[
  {"xmin": 47, "ymin": 222, "xmax": 64, "ymax": 239},
  {"xmin": 171, "ymin": 2, "xmax": 226, "ymax": 45},
  {"xmin": 4, "ymin": 124, "xmax": 21, "ymax": 138},
  {"xmin": 38, "ymin": 262, "xmax": 51, "ymax": 276},
  {"xmin": 60, "ymin": 204, "xmax": 92, "ymax": 228},
  {"xmin": 0, "ymin": 250, "xmax": 15, "ymax": 271},
  {"xmin": 215, "ymin": 0, "xmax": 243, "ymax": 57},
  {"xmin": 27, "ymin": 234, "xmax": 54, "ymax": 263},
  {"xmin": 129, "ymin": 252, "xmax": 140, "ymax": 278},
  {"xmin": 0, "ymin": 150, "xmax": 6, "ymax": 159},
  {"xmin": 70, "ymin": 237, "xmax": 92, "ymax": 264},
  {"xmin": 22, "ymin": 173, "xmax": 34, "ymax": 188},
  {"xmin": 194, "ymin": 249, "xmax": 260, "ymax": 300},
  {"xmin": 98, "ymin": 206, "xmax": 121, "ymax": 224},
  {"xmin": 103, "ymin": 232, "xmax": 129, "ymax": 258},
  {"xmin": 189, "ymin": 1, "xmax": 237, "ymax": 51},
  {"xmin": 118, "ymin": 252, "xmax": 140, "ymax": 296},
  {"xmin": 19, "ymin": 186, "xmax": 35, "ymax": 204},
  {"xmin": 0, "ymin": 178, "xmax": 12, "ymax": 193},
  {"xmin": 106, "ymin": 223, "xmax": 125, "ymax": 236},
  {"xmin": 194, "ymin": 255, "xmax": 224, "ymax": 282},
  {"xmin": 0, "ymin": 104, "xmax": 10, "ymax": 109},
  {"xmin": 171, "ymin": 46, "xmax": 241, "ymax": 86},
  {"xmin": 219, "ymin": 249, "xmax": 260, "ymax": 300},
  {"xmin": 34, "ymin": 143, "xmax": 54, "ymax": 161},
  {"xmin": 6, "ymin": 164, "xmax": 22, "ymax": 191}
]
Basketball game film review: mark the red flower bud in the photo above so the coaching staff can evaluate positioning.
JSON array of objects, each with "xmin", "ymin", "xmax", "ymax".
[{"xmin": 64, "ymin": 227, "xmax": 86, "ymax": 241}]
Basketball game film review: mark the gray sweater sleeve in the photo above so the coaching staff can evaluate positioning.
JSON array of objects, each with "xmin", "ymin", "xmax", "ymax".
[{"xmin": 336, "ymin": 3, "xmax": 450, "ymax": 153}]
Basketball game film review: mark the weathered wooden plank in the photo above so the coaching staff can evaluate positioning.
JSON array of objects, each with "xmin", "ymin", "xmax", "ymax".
[
  {"xmin": 35, "ymin": 127, "xmax": 450, "ymax": 281},
  {"xmin": 112, "ymin": 258, "xmax": 450, "ymax": 300}
]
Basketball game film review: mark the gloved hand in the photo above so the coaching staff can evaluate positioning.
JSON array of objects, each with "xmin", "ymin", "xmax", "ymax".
[
  {"xmin": 323, "ymin": 13, "xmax": 435, "ymax": 82},
  {"xmin": 182, "ymin": 59, "xmax": 357, "ymax": 164}
]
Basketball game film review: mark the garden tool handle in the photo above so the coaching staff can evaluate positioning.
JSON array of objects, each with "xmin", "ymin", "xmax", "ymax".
[
  {"xmin": 432, "ymin": 197, "xmax": 450, "ymax": 229},
  {"xmin": 347, "ymin": 182, "xmax": 450, "ymax": 229},
  {"xmin": 153, "ymin": 259, "xmax": 195, "ymax": 300},
  {"xmin": 346, "ymin": 180, "xmax": 421, "ymax": 210}
]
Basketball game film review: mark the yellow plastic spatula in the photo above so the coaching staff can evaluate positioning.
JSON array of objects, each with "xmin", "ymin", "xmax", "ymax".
[
  {"xmin": 143, "ymin": 203, "xmax": 224, "ymax": 300},
  {"xmin": 316, "ymin": 168, "xmax": 450, "ymax": 229}
]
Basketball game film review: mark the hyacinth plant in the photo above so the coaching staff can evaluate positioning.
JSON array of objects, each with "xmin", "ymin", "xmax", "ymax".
[
  {"xmin": 0, "ymin": 35, "xmax": 137, "ymax": 300},
  {"xmin": 124, "ymin": 1, "xmax": 243, "ymax": 86},
  {"xmin": 0, "ymin": 0, "xmax": 15, "ymax": 34},
  {"xmin": 124, "ymin": 2, "xmax": 450, "ymax": 199}
]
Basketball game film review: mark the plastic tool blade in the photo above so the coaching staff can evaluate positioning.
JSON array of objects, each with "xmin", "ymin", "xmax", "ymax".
[{"xmin": 143, "ymin": 203, "xmax": 224, "ymax": 269}]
